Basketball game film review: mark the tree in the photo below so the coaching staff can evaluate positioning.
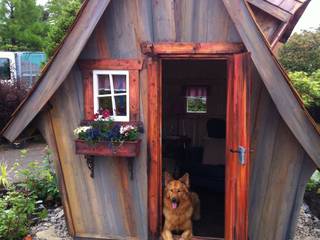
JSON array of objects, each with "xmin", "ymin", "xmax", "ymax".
[
  {"xmin": 287, "ymin": 70, "xmax": 320, "ymax": 122},
  {"xmin": 288, "ymin": 71, "xmax": 320, "ymax": 108},
  {"xmin": 0, "ymin": 0, "xmax": 48, "ymax": 51},
  {"xmin": 279, "ymin": 28, "xmax": 320, "ymax": 74},
  {"xmin": 44, "ymin": 0, "xmax": 82, "ymax": 58}
]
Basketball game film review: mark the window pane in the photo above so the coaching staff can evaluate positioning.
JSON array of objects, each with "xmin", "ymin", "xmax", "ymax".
[
  {"xmin": 0, "ymin": 58, "xmax": 10, "ymax": 80},
  {"xmin": 112, "ymin": 74, "xmax": 127, "ymax": 94},
  {"xmin": 98, "ymin": 74, "xmax": 111, "ymax": 95},
  {"xmin": 98, "ymin": 97, "xmax": 113, "ymax": 115},
  {"xmin": 187, "ymin": 97, "xmax": 207, "ymax": 113},
  {"xmin": 115, "ymin": 95, "xmax": 127, "ymax": 116}
]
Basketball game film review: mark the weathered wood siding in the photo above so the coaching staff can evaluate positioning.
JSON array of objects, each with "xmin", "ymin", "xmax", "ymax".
[
  {"xmin": 77, "ymin": 0, "xmax": 239, "ymax": 238},
  {"xmin": 250, "ymin": 69, "xmax": 316, "ymax": 240},
  {"xmin": 35, "ymin": 0, "xmax": 316, "ymax": 239}
]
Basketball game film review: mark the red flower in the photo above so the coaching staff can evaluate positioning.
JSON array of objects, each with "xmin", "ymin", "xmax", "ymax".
[
  {"xmin": 94, "ymin": 113, "xmax": 100, "ymax": 119},
  {"xmin": 102, "ymin": 109, "xmax": 110, "ymax": 118}
]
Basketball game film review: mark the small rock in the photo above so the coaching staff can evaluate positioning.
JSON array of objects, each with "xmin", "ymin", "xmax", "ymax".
[
  {"xmin": 36, "ymin": 226, "xmax": 60, "ymax": 240},
  {"xmin": 55, "ymin": 209, "xmax": 64, "ymax": 219}
]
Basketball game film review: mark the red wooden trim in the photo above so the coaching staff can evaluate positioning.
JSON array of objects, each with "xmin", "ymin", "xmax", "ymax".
[
  {"xmin": 147, "ymin": 57, "xmax": 162, "ymax": 239},
  {"xmin": 141, "ymin": 42, "xmax": 245, "ymax": 55},
  {"xmin": 225, "ymin": 53, "xmax": 251, "ymax": 240},
  {"xmin": 75, "ymin": 139, "xmax": 141, "ymax": 157},
  {"xmin": 129, "ymin": 70, "xmax": 140, "ymax": 121},
  {"xmin": 82, "ymin": 70, "xmax": 94, "ymax": 120},
  {"xmin": 78, "ymin": 59, "xmax": 143, "ymax": 70}
]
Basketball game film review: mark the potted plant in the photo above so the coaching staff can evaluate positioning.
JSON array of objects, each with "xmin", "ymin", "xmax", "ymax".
[{"xmin": 74, "ymin": 109, "xmax": 142, "ymax": 157}]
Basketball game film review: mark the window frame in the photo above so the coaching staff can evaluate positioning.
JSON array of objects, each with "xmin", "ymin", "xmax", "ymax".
[
  {"xmin": 78, "ymin": 59, "xmax": 142, "ymax": 122},
  {"xmin": 186, "ymin": 95, "xmax": 207, "ymax": 114},
  {"xmin": 93, "ymin": 70, "xmax": 130, "ymax": 122}
]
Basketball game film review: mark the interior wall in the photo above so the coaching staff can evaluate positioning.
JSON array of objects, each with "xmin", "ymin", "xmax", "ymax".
[{"xmin": 163, "ymin": 60, "xmax": 227, "ymax": 146}]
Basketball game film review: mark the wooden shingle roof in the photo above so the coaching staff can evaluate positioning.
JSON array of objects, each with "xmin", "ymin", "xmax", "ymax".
[{"xmin": 266, "ymin": 0, "xmax": 307, "ymax": 14}]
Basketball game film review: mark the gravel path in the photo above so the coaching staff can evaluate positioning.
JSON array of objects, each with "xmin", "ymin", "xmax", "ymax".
[
  {"xmin": 31, "ymin": 207, "xmax": 72, "ymax": 240},
  {"xmin": 295, "ymin": 202, "xmax": 320, "ymax": 240}
]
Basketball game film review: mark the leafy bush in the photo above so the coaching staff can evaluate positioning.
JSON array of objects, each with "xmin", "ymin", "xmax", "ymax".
[
  {"xmin": 288, "ymin": 70, "xmax": 320, "ymax": 108},
  {"xmin": 16, "ymin": 148, "xmax": 60, "ymax": 206},
  {"xmin": 306, "ymin": 171, "xmax": 320, "ymax": 193},
  {"xmin": 0, "ymin": 81, "xmax": 28, "ymax": 129},
  {"xmin": 0, "ymin": 190, "xmax": 46, "ymax": 239}
]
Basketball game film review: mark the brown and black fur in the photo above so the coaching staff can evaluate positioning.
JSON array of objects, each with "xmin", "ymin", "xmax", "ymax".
[{"xmin": 162, "ymin": 172, "xmax": 200, "ymax": 240}]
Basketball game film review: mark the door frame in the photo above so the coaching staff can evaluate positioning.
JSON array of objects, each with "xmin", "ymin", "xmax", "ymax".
[{"xmin": 144, "ymin": 42, "xmax": 247, "ymax": 240}]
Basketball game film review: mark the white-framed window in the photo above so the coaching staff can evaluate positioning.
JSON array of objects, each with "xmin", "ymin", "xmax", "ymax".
[
  {"xmin": 93, "ymin": 70, "xmax": 130, "ymax": 121},
  {"xmin": 185, "ymin": 86, "xmax": 207, "ymax": 113}
]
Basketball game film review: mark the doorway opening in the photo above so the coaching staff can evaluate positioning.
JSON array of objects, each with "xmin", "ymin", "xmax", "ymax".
[{"xmin": 162, "ymin": 59, "xmax": 227, "ymax": 238}]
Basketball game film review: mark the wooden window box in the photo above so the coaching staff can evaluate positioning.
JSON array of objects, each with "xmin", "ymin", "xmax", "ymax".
[{"xmin": 75, "ymin": 139, "xmax": 141, "ymax": 157}]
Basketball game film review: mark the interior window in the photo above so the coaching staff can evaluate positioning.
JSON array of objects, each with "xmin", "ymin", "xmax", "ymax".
[
  {"xmin": 0, "ymin": 58, "xmax": 10, "ymax": 80},
  {"xmin": 186, "ymin": 86, "xmax": 207, "ymax": 113},
  {"xmin": 93, "ymin": 70, "xmax": 129, "ymax": 121}
]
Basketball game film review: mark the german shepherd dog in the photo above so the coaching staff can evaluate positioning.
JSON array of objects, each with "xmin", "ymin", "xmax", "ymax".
[{"xmin": 162, "ymin": 172, "xmax": 200, "ymax": 240}]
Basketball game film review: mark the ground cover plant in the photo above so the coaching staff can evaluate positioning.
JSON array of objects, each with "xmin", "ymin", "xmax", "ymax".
[{"xmin": 0, "ymin": 147, "xmax": 60, "ymax": 239}]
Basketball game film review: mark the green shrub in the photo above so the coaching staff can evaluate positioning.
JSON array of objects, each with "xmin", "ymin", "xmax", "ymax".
[
  {"xmin": 0, "ymin": 190, "xmax": 46, "ymax": 239},
  {"xmin": 306, "ymin": 170, "xmax": 320, "ymax": 192},
  {"xmin": 16, "ymin": 148, "xmax": 60, "ymax": 206},
  {"xmin": 288, "ymin": 70, "xmax": 320, "ymax": 108}
]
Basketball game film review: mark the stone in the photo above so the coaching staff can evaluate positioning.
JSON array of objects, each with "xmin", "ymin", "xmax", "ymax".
[{"xmin": 35, "ymin": 226, "xmax": 60, "ymax": 240}]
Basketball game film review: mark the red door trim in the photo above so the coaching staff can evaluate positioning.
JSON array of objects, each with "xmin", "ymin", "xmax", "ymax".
[{"xmin": 147, "ymin": 51, "xmax": 251, "ymax": 240}]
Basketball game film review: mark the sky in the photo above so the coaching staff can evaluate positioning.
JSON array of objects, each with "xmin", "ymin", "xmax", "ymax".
[
  {"xmin": 36, "ymin": 0, "xmax": 320, "ymax": 34},
  {"xmin": 293, "ymin": 0, "xmax": 320, "ymax": 33}
]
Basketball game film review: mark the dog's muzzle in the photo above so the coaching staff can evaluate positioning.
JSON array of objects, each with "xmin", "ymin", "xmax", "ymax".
[{"xmin": 171, "ymin": 198, "xmax": 179, "ymax": 209}]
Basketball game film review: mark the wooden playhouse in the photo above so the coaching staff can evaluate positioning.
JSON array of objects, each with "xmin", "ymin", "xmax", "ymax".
[{"xmin": 1, "ymin": 0, "xmax": 319, "ymax": 239}]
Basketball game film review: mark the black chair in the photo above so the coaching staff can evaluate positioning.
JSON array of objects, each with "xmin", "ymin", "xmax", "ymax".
[{"xmin": 182, "ymin": 118, "xmax": 226, "ymax": 192}]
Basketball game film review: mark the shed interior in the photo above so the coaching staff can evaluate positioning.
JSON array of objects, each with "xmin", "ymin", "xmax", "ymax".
[{"xmin": 162, "ymin": 60, "xmax": 227, "ymax": 238}]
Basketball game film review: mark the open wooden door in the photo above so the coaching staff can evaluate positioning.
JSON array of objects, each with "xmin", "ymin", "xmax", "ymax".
[{"xmin": 225, "ymin": 52, "xmax": 252, "ymax": 240}]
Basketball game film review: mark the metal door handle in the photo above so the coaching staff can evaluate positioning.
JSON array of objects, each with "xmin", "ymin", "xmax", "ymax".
[{"xmin": 230, "ymin": 146, "xmax": 246, "ymax": 165}]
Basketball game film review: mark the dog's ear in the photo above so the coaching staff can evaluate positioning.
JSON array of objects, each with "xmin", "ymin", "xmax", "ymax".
[
  {"xmin": 165, "ymin": 172, "xmax": 173, "ymax": 186},
  {"xmin": 179, "ymin": 173, "xmax": 190, "ymax": 188}
]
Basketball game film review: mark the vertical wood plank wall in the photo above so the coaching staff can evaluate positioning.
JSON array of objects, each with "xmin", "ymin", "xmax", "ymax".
[
  {"xmin": 35, "ymin": 0, "xmax": 316, "ymax": 239},
  {"xmin": 250, "ymin": 69, "xmax": 316, "ymax": 240}
]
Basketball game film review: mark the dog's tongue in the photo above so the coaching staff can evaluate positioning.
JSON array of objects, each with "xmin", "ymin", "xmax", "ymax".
[{"xmin": 172, "ymin": 202, "xmax": 177, "ymax": 209}]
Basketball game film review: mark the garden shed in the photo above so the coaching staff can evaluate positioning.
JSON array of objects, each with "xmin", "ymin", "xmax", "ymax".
[{"xmin": 1, "ymin": 0, "xmax": 319, "ymax": 239}]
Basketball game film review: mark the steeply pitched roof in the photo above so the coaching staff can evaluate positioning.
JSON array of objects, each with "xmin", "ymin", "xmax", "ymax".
[
  {"xmin": 223, "ymin": 0, "xmax": 320, "ymax": 166},
  {"xmin": 1, "ymin": 0, "xmax": 319, "ymax": 167},
  {"xmin": 247, "ymin": 0, "xmax": 311, "ymax": 46}
]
